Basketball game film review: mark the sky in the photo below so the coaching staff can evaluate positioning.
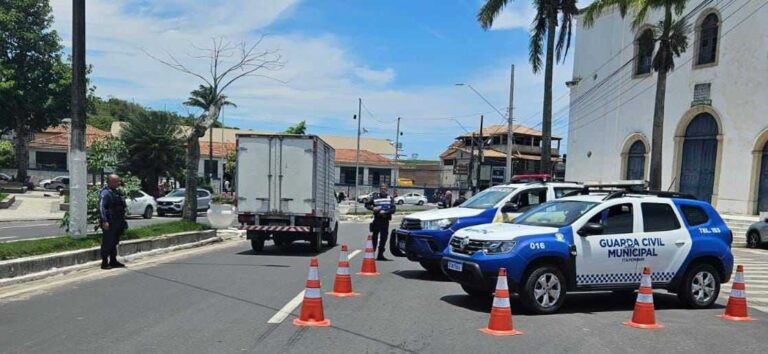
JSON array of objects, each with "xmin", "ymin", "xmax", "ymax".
[{"xmin": 50, "ymin": 0, "xmax": 579, "ymax": 160}]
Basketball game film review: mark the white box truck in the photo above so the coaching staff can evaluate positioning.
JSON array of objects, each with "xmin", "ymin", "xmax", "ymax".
[{"xmin": 236, "ymin": 134, "xmax": 339, "ymax": 252}]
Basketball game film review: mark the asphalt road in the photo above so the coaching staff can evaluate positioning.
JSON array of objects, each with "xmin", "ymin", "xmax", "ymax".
[
  {"xmin": 0, "ymin": 216, "xmax": 211, "ymax": 242},
  {"xmin": 1, "ymin": 223, "xmax": 767, "ymax": 353}
]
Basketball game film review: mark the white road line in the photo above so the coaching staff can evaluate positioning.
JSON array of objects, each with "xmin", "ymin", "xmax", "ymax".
[
  {"xmin": 267, "ymin": 291, "xmax": 305, "ymax": 324},
  {"xmin": 0, "ymin": 236, "xmax": 16, "ymax": 240},
  {"xmin": 0, "ymin": 223, "xmax": 56, "ymax": 230},
  {"xmin": 266, "ymin": 249, "xmax": 363, "ymax": 324},
  {"xmin": 724, "ymin": 290, "xmax": 768, "ymax": 295}
]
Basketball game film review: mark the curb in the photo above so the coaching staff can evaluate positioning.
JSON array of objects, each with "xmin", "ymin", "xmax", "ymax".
[
  {"xmin": 0, "ymin": 195, "xmax": 15, "ymax": 209},
  {"xmin": 0, "ymin": 217, "xmax": 64, "ymax": 223},
  {"xmin": 0, "ymin": 230, "xmax": 217, "ymax": 286}
]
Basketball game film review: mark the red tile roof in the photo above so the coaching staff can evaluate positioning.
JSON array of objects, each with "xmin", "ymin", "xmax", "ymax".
[
  {"xmin": 199, "ymin": 141, "xmax": 236, "ymax": 158},
  {"xmin": 29, "ymin": 125, "xmax": 112, "ymax": 150},
  {"xmin": 335, "ymin": 149, "xmax": 393, "ymax": 166}
]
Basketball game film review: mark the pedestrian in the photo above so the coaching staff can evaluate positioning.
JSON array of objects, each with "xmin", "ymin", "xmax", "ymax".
[
  {"xmin": 444, "ymin": 191, "xmax": 453, "ymax": 208},
  {"xmin": 99, "ymin": 174, "xmax": 128, "ymax": 270},
  {"xmin": 453, "ymin": 191, "xmax": 467, "ymax": 207},
  {"xmin": 337, "ymin": 191, "xmax": 346, "ymax": 203},
  {"xmin": 224, "ymin": 179, "xmax": 231, "ymax": 193},
  {"xmin": 365, "ymin": 183, "xmax": 396, "ymax": 261}
]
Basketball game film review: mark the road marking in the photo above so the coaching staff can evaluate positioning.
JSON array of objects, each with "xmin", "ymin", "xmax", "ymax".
[
  {"xmin": 0, "ymin": 223, "xmax": 56, "ymax": 230},
  {"xmin": 267, "ymin": 290, "xmax": 306, "ymax": 324},
  {"xmin": 266, "ymin": 249, "xmax": 363, "ymax": 324},
  {"xmin": 0, "ymin": 236, "xmax": 17, "ymax": 240}
]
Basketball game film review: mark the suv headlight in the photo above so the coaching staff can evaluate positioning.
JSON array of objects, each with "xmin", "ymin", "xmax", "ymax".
[
  {"xmin": 422, "ymin": 218, "xmax": 455, "ymax": 230},
  {"xmin": 482, "ymin": 240, "xmax": 517, "ymax": 254}
]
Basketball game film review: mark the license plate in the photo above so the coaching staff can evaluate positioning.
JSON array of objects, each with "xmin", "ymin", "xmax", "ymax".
[
  {"xmin": 398, "ymin": 240, "xmax": 406, "ymax": 250},
  {"xmin": 447, "ymin": 261, "xmax": 463, "ymax": 272}
]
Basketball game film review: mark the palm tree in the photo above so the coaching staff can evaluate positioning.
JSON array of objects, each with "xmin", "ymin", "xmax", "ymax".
[
  {"xmin": 119, "ymin": 112, "xmax": 185, "ymax": 197},
  {"xmin": 583, "ymin": 0, "xmax": 690, "ymax": 190},
  {"xmin": 181, "ymin": 84, "xmax": 236, "ymax": 221},
  {"xmin": 478, "ymin": 0, "xmax": 579, "ymax": 175}
]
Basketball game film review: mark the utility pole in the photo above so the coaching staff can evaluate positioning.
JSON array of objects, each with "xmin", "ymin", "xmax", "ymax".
[
  {"xmin": 506, "ymin": 65, "xmax": 515, "ymax": 183},
  {"xmin": 394, "ymin": 117, "xmax": 401, "ymax": 188},
  {"xmin": 467, "ymin": 133, "xmax": 475, "ymax": 192},
  {"xmin": 69, "ymin": 0, "xmax": 87, "ymax": 238},
  {"xmin": 354, "ymin": 98, "xmax": 362, "ymax": 213},
  {"xmin": 209, "ymin": 123, "xmax": 214, "ymax": 186},
  {"xmin": 475, "ymin": 115, "xmax": 484, "ymax": 193}
]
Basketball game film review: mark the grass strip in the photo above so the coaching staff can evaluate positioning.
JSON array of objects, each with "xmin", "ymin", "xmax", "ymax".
[{"xmin": 0, "ymin": 220, "xmax": 207, "ymax": 261}]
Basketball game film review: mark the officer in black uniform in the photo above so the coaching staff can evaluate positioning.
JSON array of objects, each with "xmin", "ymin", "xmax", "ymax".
[
  {"xmin": 99, "ymin": 174, "xmax": 128, "ymax": 270},
  {"xmin": 365, "ymin": 183, "xmax": 396, "ymax": 261}
]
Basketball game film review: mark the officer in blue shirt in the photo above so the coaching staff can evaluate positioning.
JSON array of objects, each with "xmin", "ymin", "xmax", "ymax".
[
  {"xmin": 365, "ymin": 183, "xmax": 396, "ymax": 260},
  {"xmin": 99, "ymin": 174, "xmax": 127, "ymax": 269}
]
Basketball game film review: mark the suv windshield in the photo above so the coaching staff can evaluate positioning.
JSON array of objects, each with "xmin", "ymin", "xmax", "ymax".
[
  {"xmin": 460, "ymin": 187, "xmax": 516, "ymax": 209},
  {"xmin": 167, "ymin": 190, "xmax": 186, "ymax": 197},
  {"xmin": 514, "ymin": 200, "xmax": 599, "ymax": 227}
]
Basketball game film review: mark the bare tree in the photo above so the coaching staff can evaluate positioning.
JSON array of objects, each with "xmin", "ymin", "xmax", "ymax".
[{"xmin": 149, "ymin": 37, "xmax": 284, "ymax": 221}]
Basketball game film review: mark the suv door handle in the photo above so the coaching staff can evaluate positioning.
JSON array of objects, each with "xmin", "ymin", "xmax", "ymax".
[{"xmin": 675, "ymin": 240, "xmax": 686, "ymax": 246}]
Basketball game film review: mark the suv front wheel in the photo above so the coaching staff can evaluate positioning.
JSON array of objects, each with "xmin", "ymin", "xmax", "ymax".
[
  {"xmin": 520, "ymin": 265, "xmax": 566, "ymax": 314},
  {"xmin": 677, "ymin": 262, "xmax": 720, "ymax": 309}
]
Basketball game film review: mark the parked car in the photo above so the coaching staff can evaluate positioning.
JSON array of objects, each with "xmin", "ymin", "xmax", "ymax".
[
  {"xmin": 357, "ymin": 192, "xmax": 377, "ymax": 203},
  {"xmin": 39, "ymin": 176, "xmax": 68, "ymax": 190},
  {"xmin": 46, "ymin": 177, "xmax": 70, "ymax": 192},
  {"xmin": 156, "ymin": 188, "xmax": 211, "ymax": 216},
  {"xmin": 746, "ymin": 216, "xmax": 768, "ymax": 249},
  {"xmin": 126, "ymin": 190, "xmax": 158, "ymax": 219},
  {"xmin": 394, "ymin": 193, "xmax": 428, "ymax": 205},
  {"xmin": 0, "ymin": 173, "xmax": 12, "ymax": 182}
]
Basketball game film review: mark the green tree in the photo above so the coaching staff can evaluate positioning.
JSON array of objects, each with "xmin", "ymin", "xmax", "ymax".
[
  {"xmin": 87, "ymin": 137, "xmax": 124, "ymax": 185},
  {"xmin": 284, "ymin": 121, "xmax": 307, "ymax": 134},
  {"xmin": 478, "ymin": 0, "xmax": 579, "ymax": 175},
  {"xmin": 583, "ymin": 0, "xmax": 690, "ymax": 190},
  {"xmin": 0, "ymin": 140, "xmax": 15, "ymax": 168},
  {"xmin": 0, "ymin": 0, "xmax": 72, "ymax": 182},
  {"xmin": 60, "ymin": 174, "xmax": 141, "ymax": 232},
  {"xmin": 118, "ymin": 113, "xmax": 186, "ymax": 197}
]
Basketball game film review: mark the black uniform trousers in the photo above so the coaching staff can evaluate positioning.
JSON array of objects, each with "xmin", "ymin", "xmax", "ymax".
[
  {"xmin": 101, "ymin": 219, "xmax": 123, "ymax": 261},
  {"xmin": 371, "ymin": 218, "xmax": 389, "ymax": 255}
]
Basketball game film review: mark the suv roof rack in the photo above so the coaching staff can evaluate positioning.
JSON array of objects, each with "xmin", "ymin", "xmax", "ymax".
[{"xmin": 602, "ymin": 190, "xmax": 697, "ymax": 201}]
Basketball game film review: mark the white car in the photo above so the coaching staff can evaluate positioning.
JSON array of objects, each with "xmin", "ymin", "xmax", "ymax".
[
  {"xmin": 39, "ymin": 175, "xmax": 68, "ymax": 190},
  {"xmin": 126, "ymin": 190, "xmax": 157, "ymax": 219},
  {"xmin": 395, "ymin": 193, "xmax": 428, "ymax": 206}
]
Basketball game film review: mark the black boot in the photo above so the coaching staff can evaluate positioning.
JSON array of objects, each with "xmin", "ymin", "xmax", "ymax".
[
  {"xmin": 376, "ymin": 252, "xmax": 390, "ymax": 261},
  {"xmin": 109, "ymin": 251, "xmax": 125, "ymax": 268},
  {"xmin": 101, "ymin": 258, "xmax": 112, "ymax": 270}
]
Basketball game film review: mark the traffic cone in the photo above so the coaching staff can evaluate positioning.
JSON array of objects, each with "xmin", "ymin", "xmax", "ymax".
[
  {"xmin": 357, "ymin": 235, "xmax": 380, "ymax": 276},
  {"xmin": 719, "ymin": 265, "xmax": 755, "ymax": 321},
  {"xmin": 624, "ymin": 267, "xmax": 663, "ymax": 329},
  {"xmin": 327, "ymin": 244, "xmax": 360, "ymax": 297},
  {"xmin": 293, "ymin": 257, "xmax": 331, "ymax": 327},
  {"xmin": 479, "ymin": 268, "xmax": 522, "ymax": 336}
]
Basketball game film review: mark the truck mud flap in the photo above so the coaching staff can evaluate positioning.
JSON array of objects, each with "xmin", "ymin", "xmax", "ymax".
[{"xmin": 389, "ymin": 229, "xmax": 406, "ymax": 257}]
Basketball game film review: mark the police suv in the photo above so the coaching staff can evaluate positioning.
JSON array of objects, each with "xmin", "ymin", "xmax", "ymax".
[
  {"xmin": 441, "ymin": 190, "xmax": 734, "ymax": 314},
  {"xmin": 393, "ymin": 181, "xmax": 583, "ymax": 273}
]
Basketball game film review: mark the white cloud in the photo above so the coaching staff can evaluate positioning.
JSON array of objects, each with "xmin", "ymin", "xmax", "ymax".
[
  {"xmin": 48, "ymin": 0, "xmax": 575, "ymax": 158},
  {"xmin": 485, "ymin": 2, "xmax": 538, "ymax": 31}
]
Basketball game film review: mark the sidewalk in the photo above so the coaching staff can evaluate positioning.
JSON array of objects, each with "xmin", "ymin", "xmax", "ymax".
[{"xmin": 0, "ymin": 191, "xmax": 64, "ymax": 222}]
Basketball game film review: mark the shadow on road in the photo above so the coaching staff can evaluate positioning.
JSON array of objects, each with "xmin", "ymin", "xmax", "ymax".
[
  {"xmin": 235, "ymin": 242, "xmax": 336, "ymax": 257},
  {"xmin": 392, "ymin": 269, "xmax": 450, "ymax": 282},
  {"xmin": 161, "ymin": 262, "xmax": 290, "ymax": 268},
  {"xmin": 441, "ymin": 291, "xmax": 725, "ymax": 315}
]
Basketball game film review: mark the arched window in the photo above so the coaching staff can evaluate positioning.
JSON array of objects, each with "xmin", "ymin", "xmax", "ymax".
[
  {"xmin": 635, "ymin": 29, "xmax": 654, "ymax": 76},
  {"xmin": 626, "ymin": 140, "xmax": 646, "ymax": 180},
  {"xmin": 697, "ymin": 13, "xmax": 719, "ymax": 66}
]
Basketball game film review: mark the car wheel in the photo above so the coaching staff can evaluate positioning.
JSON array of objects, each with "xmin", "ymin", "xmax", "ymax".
[
  {"xmin": 325, "ymin": 222, "xmax": 338, "ymax": 247},
  {"xmin": 747, "ymin": 231, "xmax": 760, "ymax": 249},
  {"xmin": 677, "ymin": 262, "xmax": 720, "ymax": 309},
  {"xmin": 419, "ymin": 261, "xmax": 442, "ymax": 275},
  {"xmin": 56, "ymin": 186, "xmax": 64, "ymax": 192},
  {"xmin": 310, "ymin": 231, "xmax": 323, "ymax": 253},
  {"xmin": 250, "ymin": 234, "xmax": 265, "ymax": 253},
  {"xmin": 143, "ymin": 206, "xmax": 153, "ymax": 219},
  {"xmin": 397, "ymin": 200, "xmax": 404, "ymax": 205},
  {"xmin": 461, "ymin": 284, "xmax": 492, "ymax": 298},
  {"xmin": 521, "ymin": 265, "xmax": 566, "ymax": 314},
  {"xmin": 417, "ymin": 200, "xmax": 424, "ymax": 206}
]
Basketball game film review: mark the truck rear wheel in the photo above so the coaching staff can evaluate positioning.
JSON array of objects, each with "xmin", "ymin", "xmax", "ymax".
[
  {"xmin": 251, "ymin": 237, "xmax": 265, "ymax": 253},
  {"xmin": 310, "ymin": 231, "xmax": 323, "ymax": 253},
  {"xmin": 324, "ymin": 222, "xmax": 338, "ymax": 247}
]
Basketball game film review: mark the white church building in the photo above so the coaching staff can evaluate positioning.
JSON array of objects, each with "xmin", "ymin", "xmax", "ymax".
[{"xmin": 565, "ymin": 0, "xmax": 768, "ymax": 215}]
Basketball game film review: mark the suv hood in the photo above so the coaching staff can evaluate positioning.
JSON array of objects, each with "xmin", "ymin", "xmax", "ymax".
[
  {"xmin": 453, "ymin": 223, "xmax": 558, "ymax": 241},
  {"xmin": 406, "ymin": 207, "xmax": 484, "ymax": 221},
  {"xmin": 157, "ymin": 197, "xmax": 184, "ymax": 203}
]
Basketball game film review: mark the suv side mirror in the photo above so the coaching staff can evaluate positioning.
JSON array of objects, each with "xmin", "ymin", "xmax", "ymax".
[
  {"xmin": 501, "ymin": 202, "xmax": 519, "ymax": 213},
  {"xmin": 578, "ymin": 222, "xmax": 604, "ymax": 237}
]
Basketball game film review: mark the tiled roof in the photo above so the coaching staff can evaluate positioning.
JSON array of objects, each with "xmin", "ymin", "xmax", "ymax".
[
  {"xmin": 458, "ymin": 124, "xmax": 562, "ymax": 140},
  {"xmin": 29, "ymin": 125, "xmax": 112, "ymax": 150},
  {"xmin": 199, "ymin": 141, "xmax": 236, "ymax": 158},
  {"xmin": 335, "ymin": 149, "xmax": 394, "ymax": 166}
]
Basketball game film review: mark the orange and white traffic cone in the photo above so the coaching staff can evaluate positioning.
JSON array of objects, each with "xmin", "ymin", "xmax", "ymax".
[
  {"xmin": 624, "ymin": 267, "xmax": 663, "ymax": 329},
  {"xmin": 719, "ymin": 265, "xmax": 755, "ymax": 321},
  {"xmin": 479, "ymin": 268, "xmax": 522, "ymax": 336},
  {"xmin": 327, "ymin": 244, "xmax": 360, "ymax": 297},
  {"xmin": 293, "ymin": 257, "xmax": 331, "ymax": 327},
  {"xmin": 357, "ymin": 235, "xmax": 380, "ymax": 276}
]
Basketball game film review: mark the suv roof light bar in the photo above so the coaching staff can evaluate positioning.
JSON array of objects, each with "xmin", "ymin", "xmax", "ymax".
[{"xmin": 602, "ymin": 190, "xmax": 698, "ymax": 201}]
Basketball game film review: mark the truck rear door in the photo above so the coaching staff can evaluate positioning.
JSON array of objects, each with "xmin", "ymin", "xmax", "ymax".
[{"xmin": 277, "ymin": 137, "xmax": 315, "ymax": 215}]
